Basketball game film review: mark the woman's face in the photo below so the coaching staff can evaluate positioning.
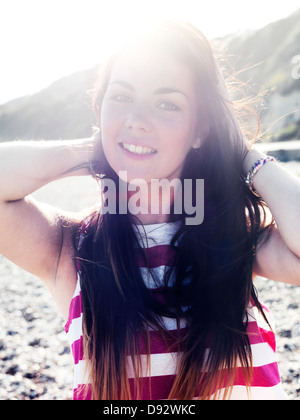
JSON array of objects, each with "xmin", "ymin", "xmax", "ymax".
[{"xmin": 100, "ymin": 45, "xmax": 208, "ymax": 184}]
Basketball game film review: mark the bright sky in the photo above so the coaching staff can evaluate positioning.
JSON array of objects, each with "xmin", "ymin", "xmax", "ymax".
[{"xmin": 0, "ymin": 0, "xmax": 299, "ymax": 105}]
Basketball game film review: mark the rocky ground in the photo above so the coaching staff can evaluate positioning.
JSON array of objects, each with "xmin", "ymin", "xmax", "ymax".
[{"xmin": 0, "ymin": 165, "xmax": 299, "ymax": 400}]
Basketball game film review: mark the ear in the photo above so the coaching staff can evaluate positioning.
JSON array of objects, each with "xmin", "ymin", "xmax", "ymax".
[{"xmin": 192, "ymin": 123, "xmax": 210, "ymax": 149}]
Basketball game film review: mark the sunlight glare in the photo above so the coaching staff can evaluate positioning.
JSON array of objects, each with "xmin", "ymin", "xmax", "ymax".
[{"xmin": 0, "ymin": 0, "xmax": 299, "ymax": 104}]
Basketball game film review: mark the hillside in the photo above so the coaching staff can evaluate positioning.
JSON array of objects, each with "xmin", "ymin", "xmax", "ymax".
[
  {"xmin": 0, "ymin": 68, "xmax": 97, "ymax": 140},
  {"xmin": 220, "ymin": 7, "xmax": 300, "ymax": 139},
  {"xmin": 0, "ymin": 9, "xmax": 300, "ymax": 141}
]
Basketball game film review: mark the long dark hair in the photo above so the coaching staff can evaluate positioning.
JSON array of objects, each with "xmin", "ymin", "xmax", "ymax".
[{"xmin": 76, "ymin": 21, "xmax": 274, "ymax": 400}]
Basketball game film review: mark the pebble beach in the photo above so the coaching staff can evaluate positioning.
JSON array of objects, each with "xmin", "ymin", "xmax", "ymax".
[{"xmin": 0, "ymin": 163, "xmax": 299, "ymax": 400}]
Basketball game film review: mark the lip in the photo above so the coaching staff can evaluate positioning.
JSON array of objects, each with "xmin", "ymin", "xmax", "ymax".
[{"xmin": 118, "ymin": 140, "xmax": 157, "ymax": 160}]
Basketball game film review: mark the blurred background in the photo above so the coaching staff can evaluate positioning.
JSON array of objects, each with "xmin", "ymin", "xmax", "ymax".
[{"xmin": 0, "ymin": 0, "xmax": 299, "ymax": 400}]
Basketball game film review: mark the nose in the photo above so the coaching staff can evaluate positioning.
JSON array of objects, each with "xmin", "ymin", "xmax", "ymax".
[{"xmin": 124, "ymin": 104, "xmax": 152, "ymax": 133}]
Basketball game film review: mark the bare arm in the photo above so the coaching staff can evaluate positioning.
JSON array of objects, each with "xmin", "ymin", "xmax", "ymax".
[
  {"xmin": 0, "ymin": 137, "xmax": 99, "ymax": 318},
  {"xmin": 0, "ymin": 138, "xmax": 94, "ymax": 201},
  {"xmin": 243, "ymin": 148, "xmax": 300, "ymax": 285}
]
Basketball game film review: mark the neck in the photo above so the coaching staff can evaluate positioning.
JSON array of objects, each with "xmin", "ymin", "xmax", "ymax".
[
  {"xmin": 100, "ymin": 175, "xmax": 184, "ymax": 225},
  {"xmin": 125, "ymin": 177, "xmax": 182, "ymax": 225}
]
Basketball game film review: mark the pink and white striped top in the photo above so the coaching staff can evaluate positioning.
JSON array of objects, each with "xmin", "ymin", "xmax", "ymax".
[{"xmin": 64, "ymin": 221, "xmax": 288, "ymax": 400}]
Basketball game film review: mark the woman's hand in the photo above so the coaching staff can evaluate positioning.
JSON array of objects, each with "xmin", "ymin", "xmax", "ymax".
[
  {"xmin": 90, "ymin": 129, "xmax": 111, "ymax": 177},
  {"xmin": 240, "ymin": 136, "xmax": 253, "ymax": 173},
  {"xmin": 90, "ymin": 130, "xmax": 106, "ymax": 175}
]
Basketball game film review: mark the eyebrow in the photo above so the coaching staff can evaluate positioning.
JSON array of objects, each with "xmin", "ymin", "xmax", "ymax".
[{"xmin": 109, "ymin": 80, "xmax": 188, "ymax": 98}]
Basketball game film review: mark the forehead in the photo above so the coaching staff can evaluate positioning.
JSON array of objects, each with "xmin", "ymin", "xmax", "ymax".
[{"xmin": 109, "ymin": 45, "xmax": 196, "ymax": 94}]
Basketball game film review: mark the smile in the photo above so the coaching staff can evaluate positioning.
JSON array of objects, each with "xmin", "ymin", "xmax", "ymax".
[{"xmin": 120, "ymin": 142, "xmax": 157, "ymax": 155}]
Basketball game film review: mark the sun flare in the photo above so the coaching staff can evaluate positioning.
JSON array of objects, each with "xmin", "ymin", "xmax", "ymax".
[{"xmin": 0, "ymin": 0, "xmax": 299, "ymax": 104}]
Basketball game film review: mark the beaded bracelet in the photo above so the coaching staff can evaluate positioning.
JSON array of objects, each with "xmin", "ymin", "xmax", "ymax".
[{"xmin": 244, "ymin": 156, "xmax": 276, "ymax": 190}]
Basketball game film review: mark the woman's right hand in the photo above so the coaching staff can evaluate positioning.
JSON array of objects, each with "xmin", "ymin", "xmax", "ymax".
[{"xmin": 90, "ymin": 129, "xmax": 109, "ymax": 176}]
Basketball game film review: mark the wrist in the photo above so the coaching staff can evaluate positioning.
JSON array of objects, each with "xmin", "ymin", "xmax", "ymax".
[
  {"xmin": 90, "ymin": 130, "xmax": 107, "ymax": 176},
  {"xmin": 55, "ymin": 138, "xmax": 95, "ymax": 178},
  {"xmin": 69, "ymin": 138, "xmax": 95, "ymax": 167},
  {"xmin": 242, "ymin": 148, "xmax": 277, "ymax": 192},
  {"xmin": 242, "ymin": 148, "xmax": 265, "ymax": 176}
]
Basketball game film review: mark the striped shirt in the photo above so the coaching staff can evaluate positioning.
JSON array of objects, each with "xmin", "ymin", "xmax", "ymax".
[{"xmin": 64, "ymin": 221, "xmax": 288, "ymax": 400}]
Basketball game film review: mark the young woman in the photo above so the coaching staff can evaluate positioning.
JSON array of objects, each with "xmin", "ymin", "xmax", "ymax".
[{"xmin": 0, "ymin": 21, "xmax": 299, "ymax": 400}]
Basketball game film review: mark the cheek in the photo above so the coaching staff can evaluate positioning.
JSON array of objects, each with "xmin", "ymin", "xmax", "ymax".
[
  {"xmin": 159, "ymin": 116, "xmax": 197, "ymax": 152},
  {"xmin": 161, "ymin": 106, "xmax": 196, "ymax": 135}
]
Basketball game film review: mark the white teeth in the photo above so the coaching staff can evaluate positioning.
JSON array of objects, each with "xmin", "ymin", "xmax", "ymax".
[{"xmin": 122, "ymin": 143, "xmax": 156, "ymax": 155}]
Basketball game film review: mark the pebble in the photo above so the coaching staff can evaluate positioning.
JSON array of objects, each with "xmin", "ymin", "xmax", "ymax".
[{"xmin": 0, "ymin": 258, "xmax": 73, "ymax": 400}]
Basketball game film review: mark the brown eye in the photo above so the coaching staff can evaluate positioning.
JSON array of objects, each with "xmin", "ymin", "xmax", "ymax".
[
  {"xmin": 112, "ymin": 95, "xmax": 132, "ymax": 103},
  {"xmin": 158, "ymin": 101, "xmax": 180, "ymax": 111}
]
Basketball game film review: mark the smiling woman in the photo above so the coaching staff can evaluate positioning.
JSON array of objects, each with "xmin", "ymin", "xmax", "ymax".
[
  {"xmin": 99, "ymin": 44, "xmax": 204, "ymax": 187},
  {"xmin": 0, "ymin": 17, "xmax": 300, "ymax": 401},
  {"xmin": 70, "ymin": 21, "xmax": 297, "ymax": 400}
]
